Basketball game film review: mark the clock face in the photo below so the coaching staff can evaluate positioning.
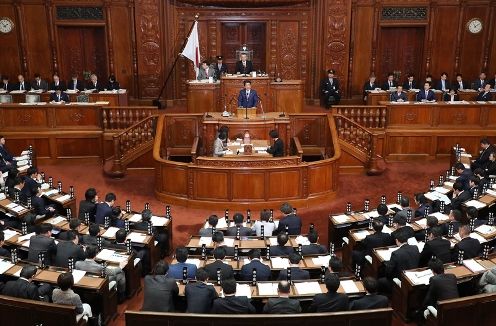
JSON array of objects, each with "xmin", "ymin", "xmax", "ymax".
[
  {"xmin": 0, "ymin": 18, "xmax": 13, "ymax": 34},
  {"xmin": 467, "ymin": 19, "xmax": 483, "ymax": 34}
]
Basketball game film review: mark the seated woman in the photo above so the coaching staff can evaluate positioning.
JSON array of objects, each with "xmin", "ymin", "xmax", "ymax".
[
  {"xmin": 267, "ymin": 129, "xmax": 284, "ymax": 157},
  {"xmin": 52, "ymin": 272, "xmax": 93, "ymax": 321},
  {"xmin": 107, "ymin": 75, "xmax": 120, "ymax": 90},
  {"xmin": 213, "ymin": 131, "xmax": 227, "ymax": 157}
]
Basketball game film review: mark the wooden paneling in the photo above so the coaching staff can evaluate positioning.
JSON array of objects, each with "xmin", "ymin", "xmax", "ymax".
[
  {"xmin": 268, "ymin": 170, "xmax": 301, "ymax": 199},
  {"xmin": 221, "ymin": 22, "xmax": 266, "ymax": 70},
  {"xmin": 429, "ymin": 5, "xmax": 459, "ymax": 79},
  {"xmin": 22, "ymin": 4, "xmax": 52, "ymax": 79},
  {"xmin": 194, "ymin": 171, "xmax": 229, "ymax": 200},
  {"xmin": 162, "ymin": 166, "xmax": 188, "ymax": 196},
  {"xmin": 55, "ymin": 137, "xmax": 101, "ymax": 158},
  {"xmin": 350, "ymin": 5, "xmax": 374, "ymax": 96},
  {"xmin": 231, "ymin": 172, "xmax": 265, "ymax": 200},
  {"xmin": 0, "ymin": 4, "xmax": 21, "ymax": 80}
]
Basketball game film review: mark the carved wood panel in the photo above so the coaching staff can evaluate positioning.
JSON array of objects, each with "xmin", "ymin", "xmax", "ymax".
[
  {"xmin": 220, "ymin": 22, "xmax": 266, "ymax": 71},
  {"xmin": 278, "ymin": 21, "xmax": 299, "ymax": 79}
]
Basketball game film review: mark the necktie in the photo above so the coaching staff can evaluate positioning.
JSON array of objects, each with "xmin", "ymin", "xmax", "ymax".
[
  {"xmin": 74, "ymin": 82, "xmax": 76, "ymax": 90},
  {"xmin": 20, "ymin": 83, "xmax": 23, "ymax": 90},
  {"xmin": 409, "ymin": 82, "xmax": 412, "ymax": 88},
  {"xmin": 38, "ymin": 81, "xmax": 40, "ymax": 87},
  {"xmin": 330, "ymin": 79, "xmax": 333, "ymax": 85},
  {"xmin": 389, "ymin": 81, "xmax": 392, "ymax": 87},
  {"xmin": 246, "ymin": 91, "xmax": 250, "ymax": 98},
  {"xmin": 460, "ymin": 82, "xmax": 463, "ymax": 90},
  {"xmin": 426, "ymin": 91, "xmax": 428, "ymax": 97},
  {"xmin": 243, "ymin": 62, "xmax": 246, "ymax": 67},
  {"xmin": 58, "ymin": 95, "xmax": 60, "ymax": 101}
]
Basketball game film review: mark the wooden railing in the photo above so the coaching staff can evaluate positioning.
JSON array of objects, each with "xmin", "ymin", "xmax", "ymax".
[
  {"xmin": 332, "ymin": 105, "xmax": 387, "ymax": 129},
  {"xmin": 109, "ymin": 114, "xmax": 158, "ymax": 176},
  {"xmin": 333, "ymin": 114, "xmax": 384, "ymax": 175},
  {"xmin": 102, "ymin": 106, "xmax": 159, "ymax": 131}
]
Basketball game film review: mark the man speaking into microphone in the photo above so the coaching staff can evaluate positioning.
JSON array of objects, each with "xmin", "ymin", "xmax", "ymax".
[{"xmin": 237, "ymin": 80, "xmax": 258, "ymax": 108}]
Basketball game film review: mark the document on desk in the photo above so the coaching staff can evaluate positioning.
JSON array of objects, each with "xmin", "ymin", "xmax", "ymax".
[
  {"xmin": 295, "ymin": 235, "xmax": 310, "ymax": 245},
  {"xmin": 363, "ymin": 211, "xmax": 380, "ymax": 218},
  {"xmin": 151, "ymin": 215, "xmax": 168, "ymax": 227},
  {"xmin": 12, "ymin": 206, "xmax": 25, "ymax": 213},
  {"xmin": 72, "ymin": 270, "xmax": 86, "ymax": 284},
  {"xmin": 6, "ymin": 203, "xmax": 17, "ymax": 209},
  {"xmin": 55, "ymin": 194, "xmax": 71, "ymax": 203},
  {"xmin": 102, "ymin": 227, "xmax": 120, "ymax": 238},
  {"xmin": 311, "ymin": 255, "xmax": 331, "ymax": 267},
  {"xmin": 43, "ymin": 189, "xmax": 58, "ymax": 196},
  {"xmin": 126, "ymin": 232, "xmax": 147, "ymax": 243},
  {"xmin": 96, "ymin": 249, "xmax": 114, "ymax": 261},
  {"xmin": 340, "ymin": 280, "xmax": 360, "ymax": 293},
  {"xmin": 424, "ymin": 191, "xmax": 450, "ymax": 205},
  {"xmin": 198, "ymin": 237, "xmax": 212, "ymax": 246},
  {"xmin": 270, "ymin": 257, "xmax": 290, "ymax": 269},
  {"xmin": 0, "ymin": 260, "xmax": 14, "ymax": 275},
  {"xmin": 434, "ymin": 187, "xmax": 451, "ymax": 195},
  {"xmin": 475, "ymin": 224, "xmax": 496, "ymax": 235},
  {"xmin": 257, "ymin": 283, "xmax": 279, "ymax": 296},
  {"xmin": 268, "ymin": 237, "xmax": 278, "ymax": 246},
  {"xmin": 185, "ymin": 258, "xmax": 201, "ymax": 268},
  {"xmin": 353, "ymin": 230, "xmax": 370, "ymax": 241},
  {"xmin": 223, "ymin": 238, "xmax": 235, "ymax": 247},
  {"xmin": 376, "ymin": 247, "xmax": 399, "ymax": 261},
  {"xmin": 294, "ymin": 281, "xmax": 322, "ymax": 295},
  {"xmin": 235, "ymin": 284, "xmax": 252, "ymax": 298},
  {"xmin": 405, "ymin": 270, "xmax": 433, "ymax": 285},
  {"xmin": 464, "ymin": 200, "xmax": 486, "ymax": 209},
  {"xmin": 463, "ymin": 259, "xmax": 486, "ymax": 273},
  {"xmin": 332, "ymin": 214, "xmax": 351, "ymax": 224},
  {"xmin": 444, "ymin": 181, "xmax": 454, "ymax": 188},
  {"xmin": 17, "ymin": 232, "xmax": 35, "ymax": 243},
  {"xmin": 382, "ymin": 226, "xmax": 393, "ymax": 234},
  {"xmin": 487, "ymin": 189, "xmax": 496, "ymax": 197},
  {"xmin": 2, "ymin": 229, "xmax": 18, "ymax": 241},
  {"xmin": 47, "ymin": 216, "xmax": 66, "ymax": 225},
  {"xmin": 128, "ymin": 214, "xmax": 142, "ymax": 222},
  {"xmin": 429, "ymin": 212, "xmax": 449, "ymax": 221}
]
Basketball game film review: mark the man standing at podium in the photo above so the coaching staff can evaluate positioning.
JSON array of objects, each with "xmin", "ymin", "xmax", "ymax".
[
  {"xmin": 237, "ymin": 80, "xmax": 258, "ymax": 108},
  {"xmin": 235, "ymin": 53, "xmax": 254, "ymax": 75}
]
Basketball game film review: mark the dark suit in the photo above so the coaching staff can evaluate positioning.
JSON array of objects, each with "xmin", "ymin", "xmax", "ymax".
[
  {"xmin": 308, "ymin": 292, "xmax": 349, "ymax": 312},
  {"xmin": 0, "ymin": 145, "xmax": 13, "ymax": 162},
  {"xmin": 28, "ymin": 234, "xmax": 57, "ymax": 265},
  {"xmin": 107, "ymin": 81, "xmax": 120, "ymax": 90},
  {"xmin": 419, "ymin": 237, "xmax": 451, "ymax": 267},
  {"xmin": 211, "ymin": 296, "xmax": 256, "ymax": 314},
  {"xmin": 477, "ymin": 91, "xmax": 492, "ymax": 101},
  {"xmin": 239, "ymin": 259, "xmax": 271, "ymax": 281},
  {"xmin": 1, "ymin": 82, "xmax": 14, "ymax": 91},
  {"xmin": 278, "ymin": 267, "xmax": 310, "ymax": 281},
  {"xmin": 141, "ymin": 275, "xmax": 178, "ymax": 312},
  {"xmin": 50, "ymin": 92, "xmax": 70, "ymax": 103},
  {"xmin": 391, "ymin": 226, "xmax": 415, "ymax": 243},
  {"xmin": 422, "ymin": 273, "xmax": 459, "ymax": 307},
  {"xmin": 452, "ymin": 237, "xmax": 481, "ymax": 260},
  {"xmin": 2, "ymin": 278, "xmax": 41, "ymax": 300},
  {"xmin": 78, "ymin": 200, "xmax": 97, "ymax": 221},
  {"xmin": 237, "ymin": 89, "xmax": 258, "ymax": 108},
  {"xmin": 81, "ymin": 234, "xmax": 110, "ymax": 247},
  {"xmin": 443, "ymin": 93, "xmax": 460, "ymax": 101},
  {"xmin": 456, "ymin": 169, "xmax": 473, "ymax": 191},
  {"xmin": 168, "ymin": 262, "xmax": 197, "ymax": 279},
  {"xmin": 276, "ymin": 213, "xmax": 302, "ymax": 235},
  {"xmin": 225, "ymin": 225, "xmax": 255, "ymax": 237},
  {"xmin": 403, "ymin": 80, "xmax": 418, "ymax": 90},
  {"xmin": 54, "ymin": 240, "xmax": 86, "ymax": 267},
  {"xmin": 94, "ymin": 203, "xmax": 113, "ymax": 225},
  {"xmin": 86, "ymin": 81, "xmax": 104, "ymax": 91},
  {"xmin": 235, "ymin": 60, "xmax": 254, "ymax": 74},
  {"xmin": 15, "ymin": 81, "xmax": 31, "ymax": 91},
  {"xmin": 382, "ymin": 80, "xmax": 397, "ymax": 91},
  {"xmin": 435, "ymin": 80, "xmax": 451, "ymax": 91},
  {"xmin": 320, "ymin": 78, "xmax": 341, "ymax": 106},
  {"xmin": 490, "ymin": 78, "xmax": 496, "ymax": 88},
  {"xmin": 391, "ymin": 91, "xmax": 407, "ymax": 101},
  {"xmin": 301, "ymin": 243, "xmax": 327, "ymax": 255},
  {"xmin": 453, "ymin": 80, "xmax": 468, "ymax": 92},
  {"xmin": 214, "ymin": 63, "xmax": 228, "ymax": 79},
  {"xmin": 263, "ymin": 297, "xmax": 301, "ymax": 314},
  {"xmin": 185, "ymin": 282, "xmax": 218, "ymax": 313},
  {"xmin": 22, "ymin": 177, "xmax": 39, "ymax": 200},
  {"xmin": 363, "ymin": 81, "xmax": 378, "ymax": 95},
  {"xmin": 269, "ymin": 245, "xmax": 295, "ymax": 256},
  {"xmin": 49, "ymin": 81, "xmax": 66, "ymax": 91},
  {"xmin": 417, "ymin": 89, "xmax": 436, "ymax": 101},
  {"xmin": 204, "ymin": 260, "xmax": 234, "ymax": 280},
  {"xmin": 31, "ymin": 79, "xmax": 48, "ymax": 91},
  {"xmin": 267, "ymin": 138, "xmax": 284, "ymax": 157},
  {"xmin": 31, "ymin": 195, "xmax": 50, "ymax": 216},
  {"xmin": 385, "ymin": 244, "xmax": 420, "ymax": 279},
  {"xmin": 67, "ymin": 80, "xmax": 84, "ymax": 92},
  {"xmin": 0, "ymin": 247, "xmax": 11, "ymax": 258},
  {"xmin": 350, "ymin": 293, "xmax": 389, "ymax": 310},
  {"xmin": 362, "ymin": 232, "xmax": 394, "ymax": 255},
  {"xmin": 450, "ymin": 190, "xmax": 471, "ymax": 211},
  {"xmin": 473, "ymin": 79, "xmax": 487, "ymax": 91},
  {"xmin": 473, "ymin": 144, "xmax": 495, "ymax": 170}
]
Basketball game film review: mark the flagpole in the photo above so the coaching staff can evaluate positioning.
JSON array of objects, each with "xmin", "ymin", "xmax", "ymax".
[{"xmin": 153, "ymin": 14, "xmax": 199, "ymax": 109}]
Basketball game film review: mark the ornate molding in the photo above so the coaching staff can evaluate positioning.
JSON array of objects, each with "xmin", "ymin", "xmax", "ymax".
[
  {"xmin": 196, "ymin": 157, "xmax": 300, "ymax": 167},
  {"xmin": 56, "ymin": 6, "xmax": 104, "ymax": 20},
  {"xmin": 176, "ymin": 0, "xmax": 309, "ymax": 8},
  {"xmin": 381, "ymin": 7, "xmax": 428, "ymax": 21}
]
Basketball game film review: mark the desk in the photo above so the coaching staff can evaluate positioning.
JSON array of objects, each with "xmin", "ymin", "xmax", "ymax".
[
  {"xmin": 366, "ymin": 90, "xmax": 477, "ymax": 105},
  {"xmin": 0, "ymin": 90, "xmax": 128, "ymax": 106}
]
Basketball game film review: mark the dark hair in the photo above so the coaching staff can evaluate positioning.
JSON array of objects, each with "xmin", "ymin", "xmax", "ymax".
[
  {"xmin": 415, "ymin": 193, "xmax": 427, "ymax": 204},
  {"xmin": 89, "ymin": 223, "xmax": 100, "ymax": 237},
  {"xmin": 111, "ymin": 207, "xmax": 121, "ymax": 218},
  {"xmin": 280, "ymin": 202, "xmax": 293, "ymax": 215},
  {"xmin": 387, "ymin": 72, "xmax": 394, "ymax": 77},
  {"xmin": 212, "ymin": 231, "xmax": 224, "ymax": 244},
  {"xmin": 175, "ymin": 246, "xmax": 188, "ymax": 263},
  {"xmin": 141, "ymin": 209, "xmax": 152, "ymax": 222},
  {"xmin": 277, "ymin": 233, "xmax": 289, "ymax": 246},
  {"xmin": 363, "ymin": 277, "xmax": 378, "ymax": 294},
  {"xmin": 372, "ymin": 219, "xmax": 384, "ymax": 232},
  {"xmin": 26, "ymin": 166, "xmax": 38, "ymax": 176},
  {"xmin": 248, "ymin": 249, "xmax": 261, "ymax": 260},
  {"xmin": 456, "ymin": 73, "xmax": 462, "ymax": 78},
  {"xmin": 466, "ymin": 206, "xmax": 478, "ymax": 219},
  {"xmin": 30, "ymin": 185, "xmax": 40, "ymax": 197},
  {"xmin": 105, "ymin": 193, "xmax": 116, "ymax": 202},
  {"xmin": 452, "ymin": 181, "xmax": 464, "ymax": 192},
  {"xmin": 233, "ymin": 213, "xmax": 244, "ymax": 225},
  {"xmin": 14, "ymin": 176, "xmax": 24, "ymax": 186},
  {"xmin": 377, "ymin": 204, "xmax": 388, "ymax": 216},
  {"xmin": 218, "ymin": 131, "xmax": 227, "ymax": 141},
  {"xmin": 57, "ymin": 272, "xmax": 74, "ymax": 291},
  {"xmin": 260, "ymin": 209, "xmax": 271, "ymax": 222},
  {"xmin": 324, "ymin": 273, "xmax": 340, "ymax": 293},
  {"xmin": 454, "ymin": 162, "xmax": 465, "ymax": 171},
  {"xmin": 84, "ymin": 188, "xmax": 97, "ymax": 201},
  {"xmin": 221, "ymin": 278, "xmax": 237, "ymax": 294},
  {"xmin": 395, "ymin": 227, "xmax": 409, "ymax": 243},
  {"xmin": 85, "ymin": 245, "xmax": 98, "ymax": 259},
  {"xmin": 440, "ymin": 72, "xmax": 448, "ymax": 77},
  {"xmin": 428, "ymin": 258, "xmax": 444, "ymax": 274},
  {"xmin": 426, "ymin": 216, "xmax": 439, "ymax": 228},
  {"xmin": 269, "ymin": 129, "xmax": 279, "ymax": 139},
  {"xmin": 69, "ymin": 218, "xmax": 81, "ymax": 231},
  {"xmin": 278, "ymin": 280, "xmax": 291, "ymax": 294},
  {"xmin": 469, "ymin": 176, "xmax": 480, "ymax": 186},
  {"xmin": 288, "ymin": 252, "xmax": 301, "ymax": 264},
  {"xmin": 430, "ymin": 226, "xmax": 443, "ymax": 238},
  {"xmin": 393, "ymin": 214, "xmax": 407, "ymax": 226},
  {"xmin": 307, "ymin": 231, "xmax": 318, "ymax": 243},
  {"xmin": 201, "ymin": 60, "xmax": 208, "ymax": 65},
  {"xmin": 34, "ymin": 73, "xmax": 40, "ymax": 78},
  {"xmin": 65, "ymin": 230, "xmax": 76, "ymax": 241},
  {"xmin": 451, "ymin": 209, "xmax": 462, "ymax": 222},
  {"xmin": 480, "ymin": 138, "xmax": 490, "ymax": 145},
  {"xmin": 243, "ymin": 80, "xmax": 252, "ymax": 86},
  {"xmin": 153, "ymin": 261, "xmax": 169, "ymax": 275},
  {"xmin": 208, "ymin": 215, "xmax": 218, "ymax": 227},
  {"xmin": 196, "ymin": 268, "xmax": 209, "ymax": 282},
  {"xmin": 329, "ymin": 256, "xmax": 343, "ymax": 272},
  {"xmin": 20, "ymin": 265, "xmax": 37, "ymax": 279},
  {"xmin": 115, "ymin": 229, "xmax": 127, "ymax": 243},
  {"xmin": 213, "ymin": 246, "xmax": 226, "ymax": 260},
  {"xmin": 0, "ymin": 231, "xmax": 4, "ymax": 242},
  {"xmin": 400, "ymin": 196, "xmax": 410, "ymax": 208},
  {"xmin": 38, "ymin": 223, "xmax": 52, "ymax": 235},
  {"xmin": 473, "ymin": 168, "xmax": 485, "ymax": 178}
]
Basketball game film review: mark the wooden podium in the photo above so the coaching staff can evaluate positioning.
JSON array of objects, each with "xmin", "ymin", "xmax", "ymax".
[{"xmin": 236, "ymin": 107, "xmax": 257, "ymax": 118}]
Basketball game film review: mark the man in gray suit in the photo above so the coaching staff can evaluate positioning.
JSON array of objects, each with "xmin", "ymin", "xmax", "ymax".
[
  {"xmin": 31, "ymin": 73, "xmax": 48, "ymax": 91},
  {"xmin": 197, "ymin": 61, "xmax": 216, "ymax": 81},
  {"xmin": 28, "ymin": 223, "xmax": 57, "ymax": 265}
]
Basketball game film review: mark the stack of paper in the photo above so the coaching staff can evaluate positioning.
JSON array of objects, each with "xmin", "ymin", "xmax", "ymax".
[
  {"xmin": 257, "ymin": 283, "xmax": 279, "ymax": 296},
  {"xmin": 0, "ymin": 260, "xmax": 14, "ymax": 274},
  {"xmin": 464, "ymin": 200, "xmax": 486, "ymax": 209},
  {"xmin": 340, "ymin": 280, "xmax": 360, "ymax": 293},
  {"xmin": 295, "ymin": 236, "xmax": 310, "ymax": 245},
  {"xmin": 354, "ymin": 230, "xmax": 370, "ymax": 241},
  {"xmin": 405, "ymin": 269, "xmax": 433, "ymax": 285},
  {"xmin": 376, "ymin": 247, "xmax": 399, "ymax": 261},
  {"xmin": 102, "ymin": 227, "xmax": 120, "ymax": 238},
  {"xmin": 47, "ymin": 216, "xmax": 66, "ymax": 225},
  {"xmin": 463, "ymin": 259, "xmax": 486, "ymax": 273},
  {"xmin": 311, "ymin": 255, "xmax": 331, "ymax": 267},
  {"xmin": 150, "ymin": 216, "xmax": 168, "ymax": 226},
  {"xmin": 128, "ymin": 214, "xmax": 142, "ymax": 222},
  {"xmin": 424, "ymin": 192, "xmax": 451, "ymax": 205},
  {"xmin": 363, "ymin": 211, "xmax": 380, "ymax": 218},
  {"xmin": 294, "ymin": 281, "xmax": 322, "ymax": 295},
  {"xmin": 198, "ymin": 237, "xmax": 212, "ymax": 246},
  {"xmin": 72, "ymin": 270, "xmax": 86, "ymax": 284},
  {"xmin": 434, "ymin": 187, "xmax": 451, "ymax": 194},
  {"xmin": 235, "ymin": 284, "xmax": 252, "ymax": 298},
  {"xmin": 2, "ymin": 229, "xmax": 18, "ymax": 241},
  {"xmin": 17, "ymin": 232, "xmax": 35, "ymax": 243},
  {"xmin": 43, "ymin": 189, "xmax": 58, "ymax": 196},
  {"xmin": 185, "ymin": 258, "xmax": 201, "ymax": 267},
  {"xmin": 223, "ymin": 238, "xmax": 235, "ymax": 246},
  {"xmin": 268, "ymin": 237, "xmax": 278, "ymax": 246},
  {"xmin": 382, "ymin": 226, "xmax": 393, "ymax": 234},
  {"xmin": 270, "ymin": 257, "xmax": 290, "ymax": 269},
  {"xmin": 55, "ymin": 194, "xmax": 71, "ymax": 203},
  {"xmin": 429, "ymin": 212, "xmax": 449, "ymax": 221},
  {"xmin": 126, "ymin": 232, "xmax": 147, "ymax": 243},
  {"xmin": 333, "ymin": 214, "xmax": 351, "ymax": 224},
  {"xmin": 475, "ymin": 224, "xmax": 496, "ymax": 235}
]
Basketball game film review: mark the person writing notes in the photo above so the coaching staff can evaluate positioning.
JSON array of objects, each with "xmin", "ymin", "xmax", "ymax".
[
  {"xmin": 237, "ymin": 80, "xmax": 258, "ymax": 108},
  {"xmin": 197, "ymin": 61, "xmax": 215, "ymax": 81},
  {"xmin": 416, "ymin": 82, "xmax": 436, "ymax": 102},
  {"xmin": 50, "ymin": 87, "xmax": 70, "ymax": 103},
  {"xmin": 267, "ymin": 129, "xmax": 284, "ymax": 157},
  {"xmin": 213, "ymin": 132, "xmax": 228, "ymax": 157}
]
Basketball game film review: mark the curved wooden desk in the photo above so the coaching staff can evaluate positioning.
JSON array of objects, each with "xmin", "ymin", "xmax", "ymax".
[{"xmin": 153, "ymin": 113, "xmax": 340, "ymax": 209}]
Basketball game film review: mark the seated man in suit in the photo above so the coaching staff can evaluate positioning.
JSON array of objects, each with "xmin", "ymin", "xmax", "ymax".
[
  {"xmin": 263, "ymin": 280, "xmax": 302, "ymax": 314},
  {"xmin": 211, "ymin": 278, "xmax": 256, "ymax": 313},
  {"xmin": 107, "ymin": 75, "xmax": 120, "ymax": 90},
  {"xmin": 453, "ymin": 74, "xmax": 467, "ymax": 91},
  {"xmin": 54, "ymin": 231, "xmax": 86, "ymax": 268},
  {"xmin": 468, "ymin": 176, "xmax": 480, "ymax": 198},
  {"xmin": 390, "ymin": 85, "xmax": 407, "ymax": 102},
  {"xmin": 419, "ymin": 226, "xmax": 451, "ymax": 267},
  {"xmin": 212, "ymin": 231, "xmax": 235, "ymax": 256},
  {"xmin": 417, "ymin": 82, "xmax": 436, "ymax": 101},
  {"xmin": 473, "ymin": 138, "xmax": 495, "ymax": 170},
  {"xmin": 213, "ymin": 55, "xmax": 228, "ymax": 79},
  {"xmin": 28, "ymin": 223, "xmax": 57, "ymax": 265},
  {"xmin": 2, "ymin": 265, "xmax": 52, "ymax": 301},
  {"xmin": 0, "ymin": 135, "xmax": 15, "ymax": 170},
  {"xmin": 379, "ymin": 227, "xmax": 420, "ymax": 294},
  {"xmin": 78, "ymin": 188, "xmax": 98, "ymax": 221},
  {"xmin": 435, "ymin": 72, "xmax": 451, "ymax": 92},
  {"xmin": 50, "ymin": 87, "xmax": 70, "ymax": 103},
  {"xmin": 95, "ymin": 192, "xmax": 116, "ymax": 226},
  {"xmin": 443, "ymin": 209, "xmax": 465, "ymax": 236},
  {"xmin": 450, "ymin": 181, "xmax": 472, "ymax": 211},
  {"xmin": 301, "ymin": 230, "xmax": 327, "ymax": 255},
  {"xmin": 425, "ymin": 74, "xmax": 433, "ymax": 84},
  {"xmin": 382, "ymin": 72, "xmax": 397, "ymax": 90},
  {"xmin": 414, "ymin": 193, "xmax": 432, "ymax": 218},
  {"xmin": 308, "ymin": 273, "xmax": 348, "ymax": 312},
  {"xmin": 452, "ymin": 224, "xmax": 481, "ymax": 260},
  {"xmin": 276, "ymin": 202, "xmax": 302, "ymax": 235},
  {"xmin": 390, "ymin": 215, "xmax": 415, "ymax": 243},
  {"xmin": 185, "ymin": 268, "xmax": 218, "ymax": 313},
  {"xmin": 352, "ymin": 219, "xmax": 393, "ymax": 268},
  {"xmin": 326, "ymin": 255, "xmax": 353, "ymax": 278},
  {"xmin": 350, "ymin": 277, "xmax": 388, "ymax": 310},
  {"xmin": 403, "ymin": 74, "xmax": 418, "ymax": 90},
  {"xmin": 58, "ymin": 219, "xmax": 82, "ymax": 242},
  {"xmin": 49, "ymin": 73, "xmax": 66, "ymax": 91},
  {"xmin": 477, "ymin": 83, "xmax": 493, "ymax": 101},
  {"xmin": 132, "ymin": 209, "xmax": 168, "ymax": 257},
  {"xmin": 454, "ymin": 162, "xmax": 473, "ymax": 191},
  {"xmin": 269, "ymin": 233, "xmax": 295, "ymax": 256},
  {"xmin": 1, "ymin": 75, "xmax": 13, "ymax": 91},
  {"xmin": 31, "ymin": 73, "xmax": 48, "ymax": 91},
  {"xmin": 142, "ymin": 261, "xmax": 179, "ymax": 312},
  {"xmin": 168, "ymin": 246, "xmax": 197, "ymax": 280},
  {"xmin": 197, "ymin": 61, "xmax": 215, "ymax": 81},
  {"xmin": 16, "ymin": 74, "xmax": 30, "ymax": 91},
  {"xmin": 239, "ymin": 249, "xmax": 271, "ymax": 281},
  {"xmin": 465, "ymin": 206, "xmax": 486, "ymax": 229},
  {"xmin": 67, "ymin": 73, "xmax": 84, "ymax": 92},
  {"xmin": 226, "ymin": 212, "xmax": 254, "ymax": 237},
  {"xmin": 473, "ymin": 72, "xmax": 487, "ymax": 91},
  {"xmin": 375, "ymin": 203, "xmax": 390, "ymax": 225},
  {"xmin": 394, "ymin": 196, "xmax": 412, "ymax": 220},
  {"xmin": 204, "ymin": 247, "xmax": 234, "ymax": 281},
  {"xmin": 8, "ymin": 176, "xmax": 26, "ymax": 203},
  {"xmin": 320, "ymin": 69, "xmax": 341, "ymax": 107},
  {"xmin": 21, "ymin": 166, "xmax": 41, "ymax": 201},
  {"xmin": 267, "ymin": 129, "xmax": 284, "ymax": 157},
  {"xmin": 0, "ymin": 231, "xmax": 11, "ymax": 258},
  {"xmin": 80, "ymin": 223, "xmax": 109, "ymax": 247},
  {"xmin": 422, "ymin": 258, "xmax": 459, "ymax": 309},
  {"xmin": 31, "ymin": 185, "xmax": 56, "ymax": 219},
  {"xmin": 443, "ymin": 89, "xmax": 460, "ymax": 101},
  {"xmin": 237, "ymin": 80, "xmax": 258, "ymax": 108},
  {"xmin": 252, "ymin": 209, "xmax": 276, "ymax": 237},
  {"xmin": 363, "ymin": 75, "xmax": 378, "ymax": 101},
  {"xmin": 86, "ymin": 74, "xmax": 104, "ymax": 92},
  {"xmin": 235, "ymin": 53, "xmax": 254, "ymax": 75},
  {"xmin": 199, "ymin": 214, "xmax": 219, "ymax": 236},
  {"xmin": 278, "ymin": 252, "xmax": 310, "ymax": 281}
]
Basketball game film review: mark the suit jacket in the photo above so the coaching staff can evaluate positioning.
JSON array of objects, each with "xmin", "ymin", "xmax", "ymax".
[
  {"xmin": 168, "ymin": 262, "xmax": 197, "ymax": 279},
  {"xmin": 485, "ymin": 161, "xmax": 496, "ymax": 176},
  {"xmin": 1, "ymin": 82, "xmax": 14, "ymax": 91},
  {"xmin": 32, "ymin": 195, "xmax": 50, "ymax": 216},
  {"xmin": 198, "ymin": 227, "xmax": 215, "ymax": 237},
  {"xmin": 239, "ymin": 259, "xmax": 271, "ymax": 281},
  {"xmin": 477, "ymin": 91, "xmax": 493, "ymax": 101},
  {"xmin": 385, "ymin": 244, "xmax": 420, "ymax": 279},
  {"xmin": 80, "ymin": 234, "xmax": 110, "ymax": 247},
  {"xmin": 211, "ymin": 296, "xmax": 256, "ymax": 314},
  {"xmin": 362, "ymin": 232, "xmax": 394, "ymax": 255},
  {"xmin": 214, "ymin": 63, "xmax": 228, "ymax": 79},
  {"xmin": 382, "ymin": 80, "xmax": 398, "ymax": 91},
  {"xmin": 107, "ymin": 81, "xmax": 120, "ymax": 90},
  {"xmin": 391, "ymin": 91, "xmax": 407, "ymax": 101},
  {"xmin": 278, "ymin": 267, "xmax": 310, "ymax": 281},
  {"xmin": 456, "ymin": 169, "xmax": 473, "ymax": 191},
  {"xmin": 474, "ymin": 144, "xmax": 495, "ymax": 170},
  {"xmin": 15, "ymin": 81, "xmax": 31, "ymax": 91},
  {"xmin": 28, "ymin": 234, "xmax": 57, "ymax": 265},
  {"xmin": 403, "ymin": 80, "xmax": 418, "ymax": 90},
  {"xmin": 269, "ymin": 245, "xmax": 295, "ymax": 256},
  {"xmin": 67, "ymin": 80, "xmax": 84, "ymax": 92},
  {"xmin": 235, "ymin": 60, "xmax": 254, "ymax": 74},
  {"xmin": 473, "ymin": 79, "xmax": 487, "ymax": 90},
  {"xmin": 419, "ymin": 237, "xmax": 452, "ymax": 267},
  {"xmin": 141, "ymin": 275, "xmax": 178, "ymax": 312},
  {"xmin": 417, "ymin": 89, "xmax": 436, "ymax": 101},
  {"xmin": 204, "ymin": 260, "xmax": 234, "ymax": 280},
  {"xmin": 350, "ymin": 293, "xmax": 389, "ymax": 310},
  {"xmin": 22, "ymin": 176, "xmax": 39, "ymax": 200},
  {"xmin": 94, "ymin": 202, "xmax": 113, "ymax": 225},
  {"xmin": 31, "ymin": 79, "xmax": 48, "ymax": 91},
  {"xmin": 54, "ymin": 240, "xmax": 86, "ymax": 267},
  {"xmin": 78, "ymin": 199, "xmax": 97, "ymax": 221},
  {"xmin": 450, "ymin": 190, "xmax": 471, "ymax": 211},
  {"xmin": 452, "ymin": 237, "xmax": 481, "ymax": 261},
  {"xmin": 86, "ymin": 81, "xmax": 104, "ymax": 91},
  {"xmin": 50, "ymin": 92, "xmax": 70, "ymax": 103},
  {"xmin": 237, "ymin": 89, "xmax": 258, "ymax": 108},
  {"xmin": 263, "ymin": 297, "xmax": 302, "ymax": 314},
  {"xmin": 308, "ymin": 292, "xmax": 349, "ymax": 312},
  {"xmin": 75, "ymin": 259, "xmax": 105, "ymax": 274},
  {"xmin": 321, "ymin": 78, "xmax": 340, "ymax": 94},
  {"xmin": 422, "ymin": 273, "xmax": 459, "ymax": 307},
  {"xmin": 197, "ymin": 67, "xmax": 216, "ymax": 80},
  {"xmin": 185, "ymin": 282, "xmax": 218, "ymax": 313},
  {"xmin": 443, "ymin": 93, "xmax": 460, "ymax": 101},
  {"xmin": 391, "ymin": 226, "xmax": 415, "ymax": 243},
  {"xmin": 2, "ymin": 278, "xmax": 40, "ymax": 300},
  {"xmin": 49, "ymin": 81, "xmax": 66, "ymax": 91},
  {"xmin": 435, "ymin": 80, "xmax": 451, "ymax": 91},
  {"xmin": 363, "ymin": 81, "xmax": 378, "ymax": 95},
  {"xmin": 0, "ymin": 145, "xmax": 13, "ymax": 162},
  {"xmin": 453, "ymin": 80, "xmax": 468, "ymax": 92},
  {"xmin": 267, "ymin": 138, "xmax": 284, "ymax": 157},
  {"xmin": 226, "ymin": 225, "xmax": 255, "ymax": 237},
  {"xmin": 490, "ymin": 78, "xmax": 496, "ymax": 88},
  {"xmin": 301, "ymin": 243, "xmax": 327, "ymax": 255},
  {"xmin": 0, "ymin": 247, "xmax": 11, "ymax": 258},
  {"xmin": 276, "ymin": 213, "xmax": 302, "ymax": 235}
]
